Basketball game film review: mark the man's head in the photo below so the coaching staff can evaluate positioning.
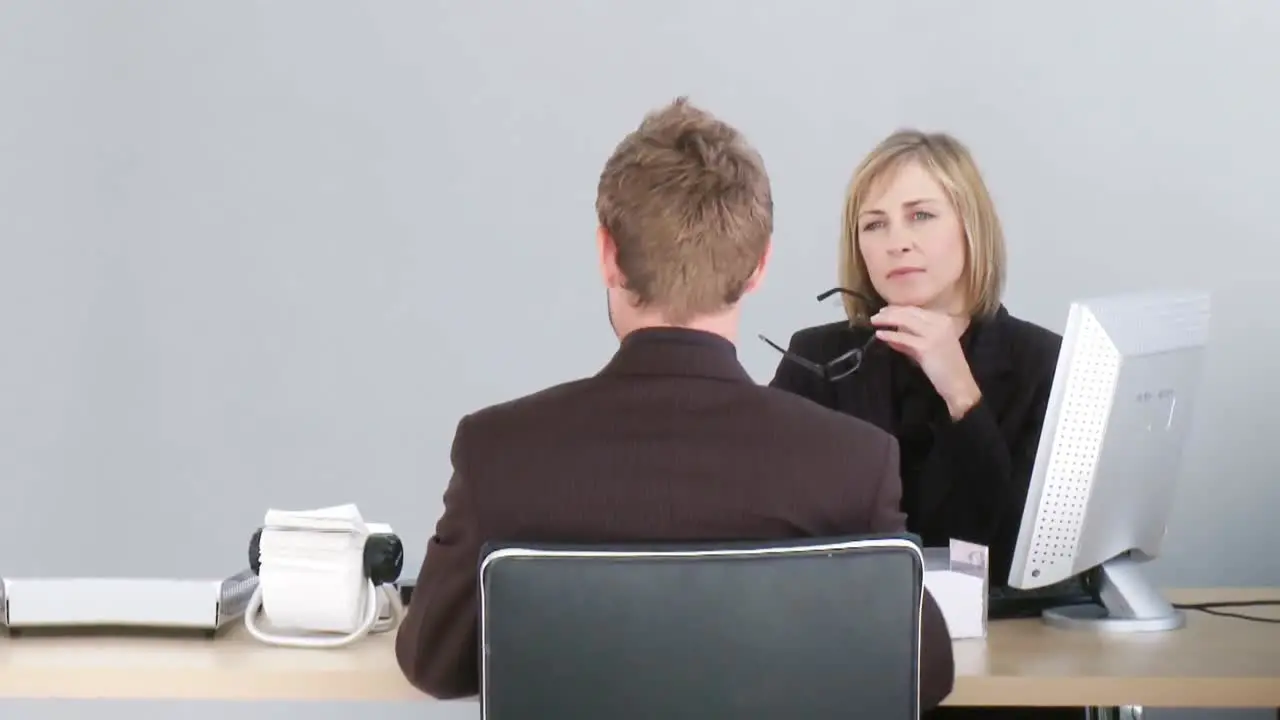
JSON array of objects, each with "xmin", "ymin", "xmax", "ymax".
[{"xmin": 595, "ymin": 97, "xmax": 773, "ymax": 340}]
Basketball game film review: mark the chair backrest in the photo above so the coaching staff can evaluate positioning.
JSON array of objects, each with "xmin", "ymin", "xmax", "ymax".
[{"xmin": 479, "ymin": 534, "xmax": 924, "ymax": 720}]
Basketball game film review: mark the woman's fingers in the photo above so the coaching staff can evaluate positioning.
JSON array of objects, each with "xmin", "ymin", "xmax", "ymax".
[
  {"xmin": 871, "ymin": 306, "xmax": 938, "ymax": 336},
  {"xmin": 874, "ymin": 329, "xmax": 923, "ymax": 352}
]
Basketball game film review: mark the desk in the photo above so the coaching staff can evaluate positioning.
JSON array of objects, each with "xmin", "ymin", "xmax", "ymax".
[
  {"xmin": 0, "ymin": 588, "xmax": 1276, "ymax": 708},
  {"xmin": 943, "ymin": 588, "xmax": 1280, "ymax": 708}
]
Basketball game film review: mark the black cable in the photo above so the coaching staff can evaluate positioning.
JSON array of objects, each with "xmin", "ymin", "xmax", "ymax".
[
  {"xmin": 1192, "ymin": 607, "xmax": 1280, "ymax": 624},
  {"xmin": 1172, "ymin": 599, "xmax": 1280, "ymax": 625},
  {"xmin": 1174, "ymin": 599, "xmax": 1280, "ymax": 609}
]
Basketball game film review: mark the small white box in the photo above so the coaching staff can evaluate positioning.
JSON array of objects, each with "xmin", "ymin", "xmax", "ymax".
[{"xmin": 923, "ymin": 540, "xmax": 988, "ymax": 640}]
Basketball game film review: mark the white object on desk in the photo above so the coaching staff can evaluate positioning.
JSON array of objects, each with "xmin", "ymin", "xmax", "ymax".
[
  {"xmin": 922, "ymin": 540, "xmax": 988, "ymax": 640},
  {"xmin": 243, "ymin": 503, "xmax": 404, "ymax": 649},
  {"xmin": 0, "ymin": 572, "xmax": 257, "ymax": 633}
]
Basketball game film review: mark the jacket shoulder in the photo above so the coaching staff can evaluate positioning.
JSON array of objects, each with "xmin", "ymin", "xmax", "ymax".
[
  {"xmin": 786, "ymin": 320, "xmax": 865, "ymax": 354},
  {"xmin": 790, "ymin": 319, "xmax": 853, "ymax": 344},
  {"xmin": 762, "ymin": 379, "xmax": 894, "ymax": 444},
  {"xmin": 457, "ymin": 377, "xmax": 596, "ymax": 436}
]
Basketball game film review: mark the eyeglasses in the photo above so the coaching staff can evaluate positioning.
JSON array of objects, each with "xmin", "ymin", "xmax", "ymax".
[{"xmin": 759, "ymin": 288, "xmax": 881, "ymax": 382}]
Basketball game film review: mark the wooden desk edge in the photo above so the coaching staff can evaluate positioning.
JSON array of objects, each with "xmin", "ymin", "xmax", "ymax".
[
  {"xmin": 0, "ymin": 668, "xmax": 423, "ymax": 702},
  {"xmin": 1, "ymin": 587, "xmax": 1276, "ymax": 706},
  {"xmin": 943, "ymin": 677, "xmax": 1280, "ymax": 708},
  {"xmin": 5, "ymin": 674, "xmax": 1278, "ymax": 708}
]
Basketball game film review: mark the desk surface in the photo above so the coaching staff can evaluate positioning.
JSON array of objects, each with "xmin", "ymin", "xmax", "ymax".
[
  {"xmin": 945, "ymin": 587, "xmax": 1280, "ymax": 707},
  {"xmin": 0, "ymin": 588, "xmax": 1276, "ymax": 707}
]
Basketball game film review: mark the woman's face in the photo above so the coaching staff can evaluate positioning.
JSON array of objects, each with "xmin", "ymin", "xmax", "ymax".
[{"xmin": 856, "ymin": 161, "xmax": 967, "ymax": 313}]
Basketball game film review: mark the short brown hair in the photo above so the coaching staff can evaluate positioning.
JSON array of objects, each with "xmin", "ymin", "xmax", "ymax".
[
  {"xmin": 839, "ymin": 129, "xmax": 1006, "ymax": 324},
  {"xmin": 595, "ymin": 97, "xmax": 773, "ymax": 324}
]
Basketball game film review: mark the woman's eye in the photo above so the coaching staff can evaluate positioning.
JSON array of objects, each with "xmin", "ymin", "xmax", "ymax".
[
  {"xmin": 911, "ymin": 210, "xmax": 934, "ymax": 221},
  {"xmin": 861, "ymin": 220, "xmax": 884, "ymax": 232}
]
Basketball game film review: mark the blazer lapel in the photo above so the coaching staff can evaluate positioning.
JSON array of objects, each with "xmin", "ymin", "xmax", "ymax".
[
  {"xmin": 965, "ymin": 305, "xmax": 1015, "ymax": 402},
  {"xmin": 915, "ymin": 305, "xmax": 1015, "ymax": 524},
  {"xmin": 833, "ymin": 327, "xmax": 897, "ymax": 434}
]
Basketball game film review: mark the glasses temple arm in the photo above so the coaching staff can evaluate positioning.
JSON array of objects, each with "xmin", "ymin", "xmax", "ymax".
[{"xmin": 758, "ymin": 334, "xmax": 826, "ymax": 375}]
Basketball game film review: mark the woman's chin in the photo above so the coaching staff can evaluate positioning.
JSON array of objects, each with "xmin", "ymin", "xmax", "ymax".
[{"xmin": 880, "ymin": 291, "xmax": 937, "ymax": 308}]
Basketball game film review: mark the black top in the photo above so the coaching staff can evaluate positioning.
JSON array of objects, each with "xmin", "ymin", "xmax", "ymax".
[{"xmin": 768, "ymin": 306, "xmax": 1062, "ymax": 586}]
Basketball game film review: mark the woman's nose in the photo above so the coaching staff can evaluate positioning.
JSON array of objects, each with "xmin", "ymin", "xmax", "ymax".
[{"xmin": 886, "ymin": 231, "xmax": 914, "ymax": 254}]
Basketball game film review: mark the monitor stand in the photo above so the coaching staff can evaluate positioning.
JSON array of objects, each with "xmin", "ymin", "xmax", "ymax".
[{"xmin": 1042, "ymin": 554, "xmax": 1185, "ymax": 633}]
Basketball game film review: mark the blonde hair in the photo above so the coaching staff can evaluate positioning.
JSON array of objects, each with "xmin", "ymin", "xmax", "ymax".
[
  {"xmin": 596, "ymin": 97, "xmax": 773, "ymax": 325},
  {"xmin": 838, "ymin": 129, "xmax": 1006, "ymax": 324}
]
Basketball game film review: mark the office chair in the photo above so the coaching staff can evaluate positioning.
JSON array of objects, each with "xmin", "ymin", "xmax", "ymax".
[{"xmin": 478, "ymin": 534, "xmax": 925, "ymax": 720}]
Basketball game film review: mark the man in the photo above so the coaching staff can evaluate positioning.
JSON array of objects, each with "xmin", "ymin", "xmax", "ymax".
[{"xmin": 395, "ymin": 97, "xmax": 955, "ymax": 710}]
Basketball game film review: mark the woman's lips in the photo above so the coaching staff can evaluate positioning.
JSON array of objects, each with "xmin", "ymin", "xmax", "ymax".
[{"xmin": 887, "ymin": 267, "xmax": 924, "ymax": 279}]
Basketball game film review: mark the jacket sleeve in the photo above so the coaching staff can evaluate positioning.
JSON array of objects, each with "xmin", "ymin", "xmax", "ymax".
[
  {"xmin": 867, "ymin": 433, "xmax": 908, "ymax": 534},
  {"xmin": 868, "ymin": 433, "xmax": 956, "ymax": 711},
  {"xmin": 922, "ymin": 368, "xmax": 1056, "ymax": 583},
  {"xmin": 395, "ymin": 415, "xmax": 484, "ymax": 698},
  {"xmin": 918, "ymin": 589, "xmax": 957, "ymax": 711}
]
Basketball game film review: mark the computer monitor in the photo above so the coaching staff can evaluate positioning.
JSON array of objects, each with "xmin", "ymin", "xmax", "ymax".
[{"xmin": 1006, "ymin": 290, "xmax": 1211, "ymax": 634}]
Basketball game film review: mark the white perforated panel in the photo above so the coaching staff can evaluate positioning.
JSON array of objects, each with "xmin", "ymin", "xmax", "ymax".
[{"xmin": 1025, "ymin": 311, "xmax": 1120, "ymax": 580}]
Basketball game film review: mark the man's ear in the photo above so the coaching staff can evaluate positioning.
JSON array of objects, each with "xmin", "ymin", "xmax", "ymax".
[
  {"xmin": 742, "ymin": 238, "xmax": 772, "ymax": 294},
  {"xmin": 597, "ymin": 226, "xmax": 623, "ymax": 289}
]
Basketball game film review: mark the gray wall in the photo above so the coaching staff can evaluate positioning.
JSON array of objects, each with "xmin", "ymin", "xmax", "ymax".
[{"xmin": 1, "ymin": 0, "xmax": 1276, "ymax": 717}]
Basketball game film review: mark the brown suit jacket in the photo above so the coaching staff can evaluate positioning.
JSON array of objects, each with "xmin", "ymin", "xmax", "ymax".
[{"xmin": 395, "ymin": 327, "xmax": 956, "ymax": 709}]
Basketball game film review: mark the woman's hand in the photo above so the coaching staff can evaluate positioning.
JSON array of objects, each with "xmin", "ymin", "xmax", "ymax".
[{"xmin": 871, "ymin": 305, "xmax": 983, "ymax": 419}]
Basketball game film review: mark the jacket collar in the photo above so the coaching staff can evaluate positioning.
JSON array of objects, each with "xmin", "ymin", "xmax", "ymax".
[{"xmin": 598, "ymin": 327, "xmax": 753, "ymax": 383}]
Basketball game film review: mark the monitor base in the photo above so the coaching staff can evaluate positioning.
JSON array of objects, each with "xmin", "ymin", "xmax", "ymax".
[
  {"xmin": 1041, "ymin": 553, "xmax": 1186, "ymax": 634},
  {"xmin": 1043, "ymin": 603, "xmax": 1185, "ymax": 633}
]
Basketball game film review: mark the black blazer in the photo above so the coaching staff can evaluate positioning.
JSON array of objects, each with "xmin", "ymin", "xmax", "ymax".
[
  {"xmin": 768, "ymin": 306, "xmax": 1061, "ymax": 586},
  {"xmin": 397, "ymin": 327, "xmax": 956, "ymax": 710}
]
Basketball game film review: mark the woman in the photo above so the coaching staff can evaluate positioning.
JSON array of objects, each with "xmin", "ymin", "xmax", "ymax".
[{"xmin": 768, "ymin": 130, "xmax": 1072, "ymax": 718}]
